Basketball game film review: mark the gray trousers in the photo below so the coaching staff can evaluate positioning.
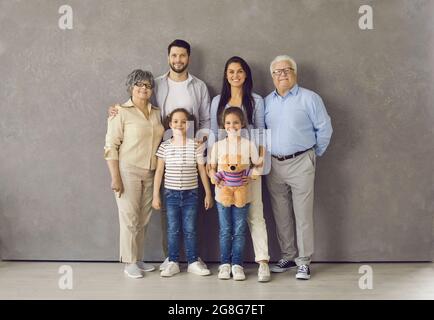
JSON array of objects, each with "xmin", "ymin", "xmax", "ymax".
[{"xmin": 266, "ymin": 149, "xmax": 316, "ymax": 266}]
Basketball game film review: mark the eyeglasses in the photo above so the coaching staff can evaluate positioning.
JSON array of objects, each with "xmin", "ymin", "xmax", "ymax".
[
  {"xmin": 135, "ymin": 82, "xmax": 153, "ymax": 89},
  {"xmin": 272, "ymin": 67, "xmax": 294, "ymax": 76}
]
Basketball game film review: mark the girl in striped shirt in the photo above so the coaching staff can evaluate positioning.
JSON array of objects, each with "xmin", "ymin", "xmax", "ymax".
[
  {"xmin": 209, "ymin": 107, "xmax": 262, "ymax": 281},
  {"xmin": 152, "ymin": 108, "xmax": 213, "ymax": 277}
]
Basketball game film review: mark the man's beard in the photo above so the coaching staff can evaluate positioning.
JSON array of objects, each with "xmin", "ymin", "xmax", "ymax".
[{"xmin": 170, "ymin": 62, "xmax": 188, "ymax": 74}]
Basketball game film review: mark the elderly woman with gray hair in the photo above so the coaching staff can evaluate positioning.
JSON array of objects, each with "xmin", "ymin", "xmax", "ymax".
[{"xmin": 104, "ymin": 69, "xmax": 164, "ymax": 278}]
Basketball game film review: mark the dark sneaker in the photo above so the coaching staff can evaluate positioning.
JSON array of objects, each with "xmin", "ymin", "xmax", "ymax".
[
  {"xmin": 295, "ymin": 264, "xmax": 311, "ymax": 280},
  {"xmin": 270, "ymin": 259, "xmax": 297, "ymax": 273}
]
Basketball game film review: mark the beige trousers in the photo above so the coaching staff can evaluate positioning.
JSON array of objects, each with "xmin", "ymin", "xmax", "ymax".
[
  {"xmin": 248, "ymin": 176, "xmax": 270, "ymax": 262},
  {"xmin": 266, "ymin": 149, "xmax": 316, "ymax": 266},
  {"xmin": 116, "ymin": 164, "xmax": 154, "ymax": 263}
]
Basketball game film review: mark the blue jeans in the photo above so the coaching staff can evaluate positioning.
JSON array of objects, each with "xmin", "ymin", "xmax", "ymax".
[
  {"xmin": 216, "ymin": 202, "xmax": 250, "ymax": 266},
  {"xmin": 165, "ymin": 188, "xmax": 199, "ymax": 264}
]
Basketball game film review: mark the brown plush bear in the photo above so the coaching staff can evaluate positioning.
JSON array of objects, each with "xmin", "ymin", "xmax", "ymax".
[{"xmin": 211, "ymin": 154, "xmax": 256, "ymax": 208}]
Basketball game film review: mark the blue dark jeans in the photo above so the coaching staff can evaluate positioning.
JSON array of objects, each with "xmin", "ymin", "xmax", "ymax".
[
  {"xmin": 165, "ymin": 188, "xmax": 199, "ymax": 264},
  {"xmin": 216, "ymin": 202, "xmax": 250, "ymax": 266}
]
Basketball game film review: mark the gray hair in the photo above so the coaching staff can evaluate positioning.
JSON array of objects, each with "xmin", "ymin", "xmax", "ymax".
[
  {"xmin": 125, "ymin": 69, "xmax": 154, "ymax": 95},
  {"xmin": 269, "ymin": 55, "xmax": 298, "ymax": 75}
]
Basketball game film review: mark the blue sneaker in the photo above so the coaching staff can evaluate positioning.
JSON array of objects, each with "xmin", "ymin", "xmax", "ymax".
[{"xmin": 270, "ymin": 259, "xmax": 297, "ymax": 273}]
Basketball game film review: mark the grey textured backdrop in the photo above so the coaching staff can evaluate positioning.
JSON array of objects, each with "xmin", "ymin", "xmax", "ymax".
[{"xmin": 0, "ymin": 0, "xmax": 433, "ymax": 262}]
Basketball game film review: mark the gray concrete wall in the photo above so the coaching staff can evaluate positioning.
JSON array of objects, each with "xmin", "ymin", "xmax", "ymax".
[{"xmin": 0, "ymin": 0, "xmax": 433, "ymax": 262}]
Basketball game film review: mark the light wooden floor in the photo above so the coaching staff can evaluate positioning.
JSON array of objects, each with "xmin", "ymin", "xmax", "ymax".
[{"xmin": 0, "ymin": 261, "xmax": 433, "ymax": 299}]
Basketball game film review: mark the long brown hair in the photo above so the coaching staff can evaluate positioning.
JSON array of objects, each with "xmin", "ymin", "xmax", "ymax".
[{"xmin": 217, "ymin": 56, "xmax": 254, "ymax": 128}]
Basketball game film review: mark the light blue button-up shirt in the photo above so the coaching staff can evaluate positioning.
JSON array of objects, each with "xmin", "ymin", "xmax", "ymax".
[{"xmin": 264, "ymin": 84, "xmax": 332, "ymax": 156}]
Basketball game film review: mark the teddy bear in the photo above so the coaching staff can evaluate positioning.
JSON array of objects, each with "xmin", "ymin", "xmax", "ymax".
[{"xmin": 211, "ymin": 154, "xmax": 257, "ymax": 208}]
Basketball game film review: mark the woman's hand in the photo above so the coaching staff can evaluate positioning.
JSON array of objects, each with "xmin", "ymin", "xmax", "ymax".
[
  {"xmin": 111, "ymin": 177, "xmax": 124, "ymax": 198},
  {"xmin": 254, "ymin": 156, "xmax": 264, "ymax": 168},
  {"xmin": 152, "ymin": 195, "xmax": 161, "ymax": 210},
  {"xmin": 204, "ymin": 193, "xmax": 214, "ymax": 210},
  {"xmin": 108, "ymin": 105, "xmax": 119, "ymax": 117}
]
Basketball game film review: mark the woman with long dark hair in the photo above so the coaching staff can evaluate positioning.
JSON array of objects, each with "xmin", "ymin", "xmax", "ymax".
[{"xmin": 209, "ymin": 56, "xmax": 270, "ymax": 282}]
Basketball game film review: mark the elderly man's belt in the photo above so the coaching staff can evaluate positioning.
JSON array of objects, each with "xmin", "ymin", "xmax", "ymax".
[{"xmin": 272, "ymin": 148, "xmax": 311, "ymax": 161}]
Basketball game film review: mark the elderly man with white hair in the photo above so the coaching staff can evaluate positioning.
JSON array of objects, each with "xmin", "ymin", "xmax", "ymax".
[{"xmin": 265, "ymin": 55, "xmax": 333, "ymax": 280}]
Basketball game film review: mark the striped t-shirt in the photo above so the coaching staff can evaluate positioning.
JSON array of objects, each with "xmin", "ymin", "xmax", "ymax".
[{"xmin": 156, "ymin": 139, "xmax": 205, "ymax": 190}]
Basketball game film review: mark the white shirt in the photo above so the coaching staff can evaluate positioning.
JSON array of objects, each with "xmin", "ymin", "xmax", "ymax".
[{"xmin": 165, "ymin": 77, "xmax": 194, "ymax": 115}]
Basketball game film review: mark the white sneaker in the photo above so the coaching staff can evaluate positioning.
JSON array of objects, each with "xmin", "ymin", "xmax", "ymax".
[
  {"xmin": 218, "ymin": 264, "xmax": 231, "ymax": 280},
  {"xmin": 124, "ymin": 263, "xmax": 144, "ymax": 279},
  {"xmin": 159, "ymin": 257, "xmax": 169, "ymax": 271},
  {"xmin": 295, "ymin": 264, "xmax": 311, "ymax": 280},
  {"xmin": 198, "ymin": 257, "xmax": 208, "ymax": 269},
  {"xmin": 137, "ymin": 261, "xmax": 155, "ymax": 272},
  {"xmin": 258, "ymin": 262, "xmax": 271, "ymax": 282},
  {"xmin": 160, "ymin": 257, "xmax": 206, "ymax": 272},
  {"xmin": 160, "ymin": 261, "xmax": 180, "ymax": 277},
  {"xmin": 232, "ymin": 265, "xmax": 246, "ymax": 281},
  {"xmin": 187, "ymin": 261, "xmax": 211, "ymax": 276}
]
